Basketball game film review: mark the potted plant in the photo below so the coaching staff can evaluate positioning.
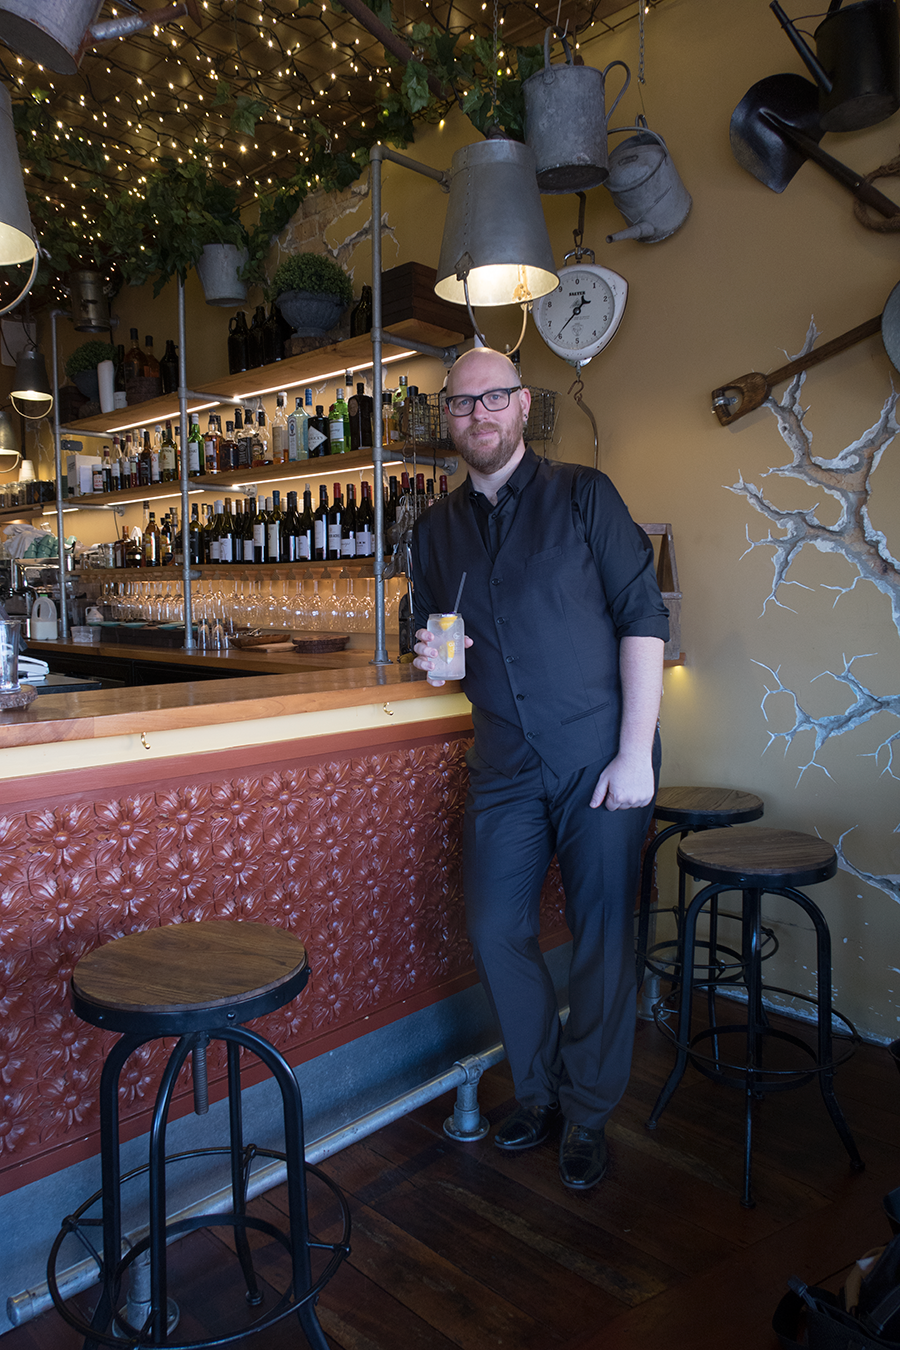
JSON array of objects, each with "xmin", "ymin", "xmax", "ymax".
[
  {"xmin": 271, "ymin": 252, "xmax": 354, "ymax": 337},
  {"xmin": 65, "ymin": 339, "xmax": 117, "ymax": 401},
  {"xmin": 100, "ymin": 159, "xmax": 250, "ymax": 304}
]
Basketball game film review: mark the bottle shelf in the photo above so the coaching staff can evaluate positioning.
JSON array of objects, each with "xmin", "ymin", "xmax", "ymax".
[{"xmin": 61, "ymin": 319, "xmax": 468, "ymax": 437}]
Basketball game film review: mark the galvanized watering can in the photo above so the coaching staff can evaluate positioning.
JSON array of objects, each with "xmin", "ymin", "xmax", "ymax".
[
  {"xmin": 523, "ymin": 29, "xmax": 630, "ymax": 193},
  {"xmin": 604, "ymin": 117, "xmax": 692, "ymax": 244},
  {"xmin": 770, "ymin": 0, "xmax": 900, "ymax": 131},
  {"xmin": 0, "ymin": 0, "xmax": 198, "ymax": 75}
]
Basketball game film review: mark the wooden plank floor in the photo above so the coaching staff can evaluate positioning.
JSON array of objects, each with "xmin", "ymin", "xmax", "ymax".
[{"xmin": 7, "ymin": 1009, "xmax": 900, "ymax": 1350}]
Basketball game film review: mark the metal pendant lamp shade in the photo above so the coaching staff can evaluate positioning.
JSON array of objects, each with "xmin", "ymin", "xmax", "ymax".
[
  {"xmin": 434, "ymin": 139, "xmax": 558, "ymax": 307},
  {"xmin": 0, "ymin": 84, "xmax": 36, "ymax": 267},
  {"xmin": 11, "ymin": 347, "xmax": 52, "ymax": 418}
]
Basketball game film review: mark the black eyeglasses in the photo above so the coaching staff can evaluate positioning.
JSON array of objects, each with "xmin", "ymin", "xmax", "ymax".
[{"xmin": 444, "ymin": 387, "xmax": 522, "ymax": 417}]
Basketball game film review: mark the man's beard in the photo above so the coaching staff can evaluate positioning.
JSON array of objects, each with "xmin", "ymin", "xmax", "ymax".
[{"xmin": 449, "ymin": 416, "xmax": 525, "ymax": 475}]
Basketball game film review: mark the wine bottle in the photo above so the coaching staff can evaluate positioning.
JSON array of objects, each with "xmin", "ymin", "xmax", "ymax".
[
  {"xmin": 220, "ymin": 497, "xmax": 236, "ymax": 564},
  {"xmin": 187, "ymin": 413, "xmax": 205, "ymax": 478},
  {"xmin": 159, "ymin": 513, "xmax": 173, "ymax": 567},
  {"xmin": 149, "ymin": 426, "xmax": 161, "ymax": 485},
  {"xmin": 124, "ymin": 329, "xmax": 145, "ymax": 384},
  {"xmin": 159, "ymin": 421, "xmax": 177, "ymax": 483},
  {"xmin": 143, "ymin": 511, "xmax": 161, "ymax": 567},
  {"xmin": 341, "ymin": 483, "xmax": 358, "ymax": 558},
  {"xmin": 242, "ymin": 497, "xmax": 257, "ymax": 564},
  {"xmin": 228, "ymin": 311, "xmax": 249, "ymax": 374},
  {"xmin": 349, "ymin": 283, "xmax": 372, "ymax": 337},
  {"xmin": 139, "ymin": 429, "xmax": 152, "ymax": 488},
  {"xmin": 313, "ymin": 484, "xmax": 329, "ymax": 561},
  {"xmin": 327, "ymin": 481, "xmax": 343, "ymax": 560},
  {"xmin": 208, "ymin": 500, "xmax": 224, "ymax": 563},
  {"xmin": 267, "ymin": 490, "xmax": 283, "ymax": 563},
  {"xmin": 329, "ymin": 389, "xmax": 348, "ymax": 454},
  {"xmin": 204, "ymin": 414, "xmax": 219, "ymax": 475},
  {"xmin": 348, "ymin": 381, "xmax": 373, "ymax": 452},
  {"xmin": 282, "ymin": 490, "xmax": 300, "ymax": 562},
  {"xmin": 188, "ymin": 503, "xmax": 202, "ymax": 566},
  {"xmin": 355, "ymin": 480, "xmax": 374, "ymax": 557},
  {"xmin": 247, "ymin": 304, "xmax": 266, "ymax": 369},
  {"xmin": 252, "ymin": 494, "xmax": 267, "ymax": 564},
  {"xmin": 298, "ymin": 485, "xmax": 314, "ymax": 562}
]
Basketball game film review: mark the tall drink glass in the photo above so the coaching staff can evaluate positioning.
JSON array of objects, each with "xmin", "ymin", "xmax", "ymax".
[
  {"xmin": 0, "ymin": 620, "xmax": 21, "ymax": 691},
  {"xmin": 426, "ymin": 612, "xmax": 465, "ymax": 684}
]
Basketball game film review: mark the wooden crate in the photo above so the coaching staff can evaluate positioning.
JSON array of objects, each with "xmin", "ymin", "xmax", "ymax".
[
  {"xmin": 640, "ymin": 523, "xmax": 682, "ymax": 662},
  {"xmin": 381, "ymin": 262, "xmax": 474, "ymax": 337}
]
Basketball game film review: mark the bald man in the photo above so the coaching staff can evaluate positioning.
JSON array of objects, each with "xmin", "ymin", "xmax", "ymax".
[{"xmin": 412, "ymin": 348, "xmax": 668, "ymax": 1190}]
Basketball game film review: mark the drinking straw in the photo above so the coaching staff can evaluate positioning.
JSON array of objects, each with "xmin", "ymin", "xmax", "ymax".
[{"xmin": 452, "ymin": 571, "xmax": 467, "ymax": 615}]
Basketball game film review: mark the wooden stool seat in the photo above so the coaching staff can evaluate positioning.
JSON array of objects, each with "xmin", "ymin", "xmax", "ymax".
[
  {"xmin": 72, "ymin": 920, "xmax": 309, "ymax": 1035},
  {"xmin": 654, "ymin": 786, "xmax": 765, "ymax": 827},
  {"xmin": 647, "ymin": 825, "xmax": 862, "ymax": 1206},
  {"xmin": 678, "ymin": 827, "xmax": 836, "ymax": 890},
  {"xmin": 636, "ymin": 787, "xmax": 765, "ymax": 997},
  {"xmin": 49, "ymin": 920, "xmax": 348, "ymax": 1350}
]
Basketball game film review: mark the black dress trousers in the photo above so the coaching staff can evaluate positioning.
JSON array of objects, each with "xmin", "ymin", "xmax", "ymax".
[{"xmin": 463, "ymin": 732, "xmax": 660, "ymax": 1129}]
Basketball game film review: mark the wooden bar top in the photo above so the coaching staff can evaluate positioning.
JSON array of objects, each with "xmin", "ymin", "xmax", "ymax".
[
  {"xmin": 0, "ymin": 658, "xmax": 450, "ymax": 749},
  {"xmin": 25, "ymin": 635, "xmax": 379, "ymax": 673}
]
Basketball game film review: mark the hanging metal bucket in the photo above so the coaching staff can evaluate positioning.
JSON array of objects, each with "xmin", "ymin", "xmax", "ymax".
[
  {"xmin": 0, "ymin": 0, "xmax": 103, "ymax": 75},
  {"xmin": 604, "ymin": 118, "xmax": 692, "ymax": 243},
  {"xmin": 524, "ymin": 29, "xmax": 630, "ymax": 193},
  {"xmin": 196, "ymin": 244, "xmax": 249, "ymax": 307},
  {"xmin": 67, "ymin": 269, "xmax": 111, "ymax": 332}
]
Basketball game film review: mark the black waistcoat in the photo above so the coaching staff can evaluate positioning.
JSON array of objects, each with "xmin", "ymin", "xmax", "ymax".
[{"xmin": 420, "ymin": 458, "xmax": 622, "ymax": 778}]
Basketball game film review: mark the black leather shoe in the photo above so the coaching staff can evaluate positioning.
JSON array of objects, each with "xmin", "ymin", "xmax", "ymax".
[
  {"xmin": 559, "ymin": 1121, "xmax": 608, "ymax": 1189},
  {"xmin": 494, "ymin": 1103, "xmax": 560, "ymax": 1152}
]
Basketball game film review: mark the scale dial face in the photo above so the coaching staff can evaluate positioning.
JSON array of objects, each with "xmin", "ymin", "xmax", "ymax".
[{"xmin": 532, "ymin": 264, "xmax": 628, "ymax": 364}]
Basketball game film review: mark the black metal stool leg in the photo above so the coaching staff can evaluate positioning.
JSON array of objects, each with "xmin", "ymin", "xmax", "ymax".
[
  {"xmin": 147, "ymin": 1035, "xmax": 194, "ymax": 1344},
  {"xmin": 226, "ymin": 1040, "xmax": 263, "ymax": 1306},
  {"xmin": 636, "ymin": 821, "xmax": 685, "ymax": 987}
]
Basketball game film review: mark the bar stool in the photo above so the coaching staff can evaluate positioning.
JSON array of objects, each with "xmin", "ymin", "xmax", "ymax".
[
  {"xmin": 646, "ymin": 827, "xmax": 863, "ymax": 1207},
  {"xmin": 48, "ymin": 920, "xmax": 350, "ymax": 1349},
  {"xmin": 636, "ymin": 786, "xmax": 765, "ymax": 998}
]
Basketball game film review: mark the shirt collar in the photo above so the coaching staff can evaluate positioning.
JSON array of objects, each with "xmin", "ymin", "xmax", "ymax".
[{"xmin": 467, "ymin": 444, "xmax": 540, "ymax": 508}]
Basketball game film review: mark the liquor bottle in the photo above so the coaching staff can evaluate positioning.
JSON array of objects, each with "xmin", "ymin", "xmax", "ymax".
[
  {"xmin": 203, "ymin": 503, "xmax": 217, "ymax": 564},
  {"xmin": 124, "ymin": 329, "xmax": 145, "ymax": 384},
  {"xmin": 263, "ymin": 303, "xmax": 282, "ymax": 365},
  {"xmin": 329, "ymin": 389, "xmax": 348, "ymax": 454},
  {"xmin": 313, "ymin": 484, "xmax": 329, "ymax": 561},
  {"xmin": 382, "ymin": 390, "xmax": 399, "ymax": 445},
  {"xmin": 297, "ymin": 485, "xmax": 314, "ymax": 562},
  {"xmin": 341, "ymin": 483, "xmax": 358, "ymax": 558},
  {"xmin": 252, "ymin": 494, "xmax": 267, "ymax": 564},
  {"xmin": 125, "ymin": 433, "xmax": 137, "ymax": 488},
  {"xmin": 393, "ymin": 374, "xmax": 409, "ymax": 437},
  {"xmin": 349, "ymin": 283, "xmax": 372, "ymax": 337},
  {"xmin": 171, "ymin": 507, "xmax": 183, "ymax": 567},
  {"xmin": 415, "ymin": 472, "xmax": 426, "ymax": 517},
  {"xmin": 143, "ymin": 336, "xmax": 159, "ymax": 379},
  {"xmin": 439, "ymin": 473, "xmax": 449, "ymax": 499},
  {"xmin": 143, "ymin": 511, "xmax": 161, "ymax": 567},
  {"xmin": 159, "ymin": 513, "xmax": 173, "ymax": 567},
  {"xmin": 287, "ymin": 396, "xmax": 304, "ymax": 462},
  {"xmin": 327, "ymin": 481, "xmax": 343, "ymax": 561},
  {"xmin": 237, "ymin": 407, "xmax": 254, "ymax": 469},
  {"xmin": 158, "ymin": 421, "xmax": 177, "ymax": 483},
  {"xmin": 271, "ymin": 393, "xmax": 289, "ymax": 464},
  {"xmin": 228, "ymin": 311, "xmax": 249, "ymax": 375},
  {"xmin": 160, "ymin": 339, "xmax": 178, "ymax": 395},
  {"xmin": 109, "ymin": 443, "xmax": 121, "ymax": 493},
  {"xmin": 139, "ymin": 429, "xmax": 152, "ymax": 488},
  {"xmin": 308, "ymin": 406, "xmax": 329, "ymax": 458},
  {"xmin": 188, "ymin": 503, "xmax": 202, "ymax": 566},
  {"xmin": 348, "ymin": 381, "xmax": 373, "ymax": 452},
  {"xmin": 344, "ymin": 370, "xmax": 353, "ymax": 445},
  {"xmin": 187, "ymin": 413, "xmax": 205, "ymax": 477},
  {"xmin": 355, "ymin": 480, "xmax": 374, "ymax": 557},
  {"xmin": 113, "ymin": 344, "xmax": 127, "ymax": 409},
  {"xmin": 247, "ymin": 304, "xmax": 266, "ymax": 368},
  {"xmin": 101, "ymin": 444, "xmax": 113, "ymax": 492},
  {"xmin": 204, "ymin": 414, "xmax": 219, "ymax": 475},
  {"xmin": 219, "ymin": 420, "xmax": 237, "ymax": 474},
  {"xmin": 149, "ymin": 426, "xmax": 161, "ymax": 485},
  {"xmin": 267, "ymin": 490, "xmax": 283, "ymax": 563},
  {"xmin": 426, "ymin": 477, "xmax": 435, "ymax": 508},
  {"xmin": 219, "ymin": 497, "xmax": 236, "ymax": 564},
  {"xmin": 251, "ymin": 408, "xmax": 270, "ymax": 467},
  {"xmin": 92, "ymin": 459, "xmax": 105, "ymax": 494}
]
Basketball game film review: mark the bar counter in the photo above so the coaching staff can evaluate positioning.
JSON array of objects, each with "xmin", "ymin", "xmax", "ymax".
[{"xmin": 0, "ymin": 634, "xmax": 569, "ymax": 1317}]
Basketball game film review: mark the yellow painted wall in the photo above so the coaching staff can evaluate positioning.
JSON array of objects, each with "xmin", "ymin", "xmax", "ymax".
[{"xmin": 13, "ymin": 0, "xmax": 900, "ymax": 1038}]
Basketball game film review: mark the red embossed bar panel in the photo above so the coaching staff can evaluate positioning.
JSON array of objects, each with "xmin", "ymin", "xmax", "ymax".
[{"xmin": 0, "ymin": 725, "xmax": 568, "ymax": 1193}]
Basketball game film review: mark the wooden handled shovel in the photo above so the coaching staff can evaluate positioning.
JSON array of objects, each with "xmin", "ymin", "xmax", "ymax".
[{"xmin": 711, "ymin": 314, "xmax": 882, "ymax": 426}]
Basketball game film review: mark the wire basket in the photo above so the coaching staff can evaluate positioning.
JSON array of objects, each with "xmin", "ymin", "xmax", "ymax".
[{"xmin": 400, "ymin": 387, "xmax": 558, "ymax": 450}]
